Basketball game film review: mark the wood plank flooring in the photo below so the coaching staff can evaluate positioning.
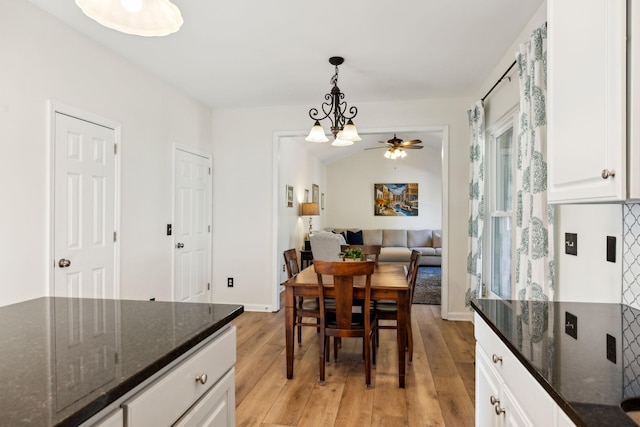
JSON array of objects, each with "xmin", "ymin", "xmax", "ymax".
[{"xmin": 232, "ymin": 297, "xmax": 476, "ymax": 427}]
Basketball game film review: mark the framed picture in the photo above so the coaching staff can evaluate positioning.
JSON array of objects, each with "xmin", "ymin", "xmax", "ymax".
[
  {"xmin": 312, "ymin": 184, "xmax": 319, "ymax": 203},
  {"xmin": 321, "ymin": 193, "xmax": 325, "ymax": 210},
  {"xmin": 304, "ymin": 189, "xmax": 309, "ymax": 202},
  {"xmin": 374, "ymin": 183, "xmax": 418, "ymax": 216},
  {"xmin": 286, "ymin": 185, "xmax": 293, "ymax": 207}
]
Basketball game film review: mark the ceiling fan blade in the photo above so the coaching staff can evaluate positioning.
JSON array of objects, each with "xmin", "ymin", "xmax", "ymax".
[
  {"xmin": 403, "ymin": 145, "xmax": 423, "ymax": 149},
  {"xmin": 365, "ymin": 146, "xmax": 388, "ymax": 150},
  {"xmin": 401, "ymin": 139, "xmax": 422, "ymax": 145}
]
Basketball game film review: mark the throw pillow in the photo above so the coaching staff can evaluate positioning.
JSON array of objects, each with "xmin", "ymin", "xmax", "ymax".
[
  {"xmin": 333, "ymin": 230, "xmax": 347, "ymax": 242},
  {"xmin": 347, "ymin": 230, "xmax": 364, "ymax": 245}
]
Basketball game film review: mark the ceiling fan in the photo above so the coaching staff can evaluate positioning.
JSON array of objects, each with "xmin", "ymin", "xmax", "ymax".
[{"xmin": 366, "ymin": 134, "xmax": 423, "ymax": 159}]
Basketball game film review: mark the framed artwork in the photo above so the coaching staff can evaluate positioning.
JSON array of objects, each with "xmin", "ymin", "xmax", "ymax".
[
  {"xmin": 312, "ymin": 184, "xmax": 319, "ymax": 203},
  {"xmin": 304, "ymin": 189, "xmax": 309, "ymax": 202},
  {"xmin": 286, "ymin": 185, "xmax": 293, "ymax": 207},
  {"xmin": 374, "ymin": 183, "xmax": 418, "ymax": 216},
  {"xmin": 321, "ymin": 193, "xmax": 325, "ymax": 210}
]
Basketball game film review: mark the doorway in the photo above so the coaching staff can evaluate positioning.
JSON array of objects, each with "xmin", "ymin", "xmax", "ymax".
[
  {"xmin": 50, "ymin": 105, "xmax": 120, "ymax": 299},
  {"xmin": 272, "ymin": 126, "xmax": 450, "ymax": 318}
]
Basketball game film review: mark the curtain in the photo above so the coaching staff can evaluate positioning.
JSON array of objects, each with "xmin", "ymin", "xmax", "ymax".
[
  {"xmin": 515, "ymin": 22, "xmax": 554, "ymax": 303},
  {"xmin": 466, "ymin": 101, "xmax": 485, "ymax": 306},
  {"xmin": 515, "ymin": 22, "xmax": 554, "ymax": 379}
]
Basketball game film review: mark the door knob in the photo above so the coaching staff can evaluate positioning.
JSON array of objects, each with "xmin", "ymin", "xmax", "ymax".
[
  {"xmin": 58, "ymin": 259, "xmax": 71, "ymax": 268},
  {"xmin": 176, "ymin": 243, "xmax": 185, "ymax": 249}
]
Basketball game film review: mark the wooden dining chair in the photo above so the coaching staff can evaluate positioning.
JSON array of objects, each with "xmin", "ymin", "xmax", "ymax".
[
  {"xmin": 314, "ymin": 260, "xmax": 377, "ymax": 388},
  {"xmin": 340, "ymin": 244, "xmax": 381, "ymax": 267},
  {"xmin": 283, "ymin": 249, "xmax": 320, "ymax": 345},
  {"xmin": 375, "ymin": 250, "xmax": 421, "ymax": 364}
]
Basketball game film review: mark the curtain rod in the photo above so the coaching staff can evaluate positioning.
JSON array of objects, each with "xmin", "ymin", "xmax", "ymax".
[{"xmin": 481, "ymin": 60, "xmax": 517, "ymax": 102}]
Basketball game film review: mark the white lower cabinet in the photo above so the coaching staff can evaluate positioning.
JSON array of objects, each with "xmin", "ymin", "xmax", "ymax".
[
  {"xmin": 475, "ymin": 313, "xmax": 574, "ymax": 427},
  {"xmin": 83, "ymin": 325, "xmax": 236, "ymax": 427}
]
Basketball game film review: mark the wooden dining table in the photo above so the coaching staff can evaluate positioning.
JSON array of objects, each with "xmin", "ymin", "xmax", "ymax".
[{"xmin": 282, "ymin": 263, "xmax": 410, "ymax": 388}]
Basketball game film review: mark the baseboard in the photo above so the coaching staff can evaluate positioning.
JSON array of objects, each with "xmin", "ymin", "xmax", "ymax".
[{"xmin": 445, "ymin": 310, "xmax": 474, "ymax": 322}]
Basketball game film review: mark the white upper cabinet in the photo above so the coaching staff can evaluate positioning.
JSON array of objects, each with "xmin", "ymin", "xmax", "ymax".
[{"xmin": 547, "ymin": 0, "xmax": 627, "ymax": 203}]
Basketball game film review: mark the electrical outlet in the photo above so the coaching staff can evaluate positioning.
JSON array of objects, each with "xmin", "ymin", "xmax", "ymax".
[
  {"xmin": 606, "ymin": 334, "xmax": 617, "ymax": 364},
  {"xmin": 166, "ymin": 224, "xmax": 172, "ymax": 236},
  {"xmin": 282, "ymin": 264, "xmax": 285, "ymax": 272},
  {"xmin": 227, "ymin": 277, "xmax": 234, "ymax": 287},
  {"xmin": 565, "ymin": 311, "xmax": 577, "ymax": 339}
]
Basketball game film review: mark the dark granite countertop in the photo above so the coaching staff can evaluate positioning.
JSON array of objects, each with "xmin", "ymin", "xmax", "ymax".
[
  {"xmin": 0, "ymin": 297, "xmax": 243, "ymax": 426},
  {"xmin": 471, "ymin": 299, "xmax": 639, "ymax": 427}
]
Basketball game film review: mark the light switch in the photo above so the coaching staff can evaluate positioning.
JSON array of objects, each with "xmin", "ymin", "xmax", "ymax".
[
  {"xmin": 607, "ymin": 236, "xmax": 616, "ymax": 263},
  {"xmin": 565, "ymin": 233, "xmax": 577, "ymax": 256}
]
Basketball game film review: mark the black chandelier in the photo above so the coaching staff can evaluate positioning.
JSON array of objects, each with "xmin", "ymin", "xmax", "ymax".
[{"xmin": 305, "ymin": 56, "xmax": 361, "ymax": 146}]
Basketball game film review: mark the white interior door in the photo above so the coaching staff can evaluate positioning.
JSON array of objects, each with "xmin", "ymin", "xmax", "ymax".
[
  {"xmin": 54, "ymin": 112, "xmax": 117, "ymax": 299},
  {"xmin": 174, "ymin": 148, "xmax": 212, "ymax": 303}
]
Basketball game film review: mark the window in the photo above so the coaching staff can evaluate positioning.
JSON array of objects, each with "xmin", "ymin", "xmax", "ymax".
[{"xmin": 485, "ymin": 111, "xmax": 517, "ymax": 300}]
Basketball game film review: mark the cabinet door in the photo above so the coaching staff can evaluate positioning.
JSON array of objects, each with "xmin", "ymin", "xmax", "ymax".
[
  {"xmin": 501, "ymin": 385, "xmax": 533, "ymax": 427},
  {"xmin": 476, "ymin": 345, "xmax": 502, "ymax": 427},
  {"xmin": 547, "ymin": 0, "xmax": 626, "ymax": 203}
]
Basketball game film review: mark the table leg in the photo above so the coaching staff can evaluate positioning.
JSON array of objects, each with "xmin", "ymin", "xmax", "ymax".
[
  {"xmin": 396, "ymin": 291, "xmax": 408, "ymax": 388},
  {"xmin": 285, "ymin": 287, "xmax": 295, "ymax": 379}
]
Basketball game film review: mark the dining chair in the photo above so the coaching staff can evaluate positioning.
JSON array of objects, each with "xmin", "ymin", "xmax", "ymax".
[
  {"xmin": 314, "ymin": 259, "xmax": 377, "ymax": 388},
  {"xmin": 340, "ymin": 244, "xmax": 381, "ymax": 267},
  {"xmin": 283, "ymin": 249, "xmax": 320, "ymax": 345},
  {"xmin": 375, "ymin": 250, "xmax": 421, "ymax": 364}
]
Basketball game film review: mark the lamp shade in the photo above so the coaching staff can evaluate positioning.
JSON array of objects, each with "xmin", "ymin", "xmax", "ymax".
[
  {"xmin": 340, "ymin": 119, "xmax": 361, "ymax": 142},
  {"xmin": 305, "ymin": 121, "xmax": 329, "ymax": 143},
  {"xmin": 75, "ymin": 0, "xmax": 183, "ymax": 37},
  {"xmin": 300, "ymin": 202, "xmax": 320, "ymax": 216}
]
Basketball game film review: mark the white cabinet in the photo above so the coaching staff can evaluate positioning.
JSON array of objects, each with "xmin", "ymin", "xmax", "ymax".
[
  {"xmin": 81, "ymin": 325, "xmax": 236, "ymax": 427},
  {"xmin": 474, "ymin": 313, "xmax": 575, "ymax": 427},
  {"xmin": 547, "ymin": 0, "xmax": 628, "ymax": 203},
  {"xmin": 123, "ymin": 325, "xmax": 236, "ymax": 427}
]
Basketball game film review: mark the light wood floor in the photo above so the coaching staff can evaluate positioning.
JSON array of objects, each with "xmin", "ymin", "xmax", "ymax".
[{"xmin": 232, "ymin": 298, "xmax": 476, "ymax": 427}]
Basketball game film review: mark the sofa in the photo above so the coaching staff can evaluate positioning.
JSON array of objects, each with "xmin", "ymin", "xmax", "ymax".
[{"xmin": 314, "ymin": 228, "xmax": 442, "ymax": 266}]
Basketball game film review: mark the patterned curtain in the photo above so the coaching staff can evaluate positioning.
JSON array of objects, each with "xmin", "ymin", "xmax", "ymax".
[
  {"xmin": 466, "ymin": 101, "xmax": 485, "ymax": 306},
  {"xmin": 515, "ymin": 22, "xmax": 554, "ymax": 303},
  {"xmin": 515, "ymin": 23, "xmax": 554, "ymax": 378}
]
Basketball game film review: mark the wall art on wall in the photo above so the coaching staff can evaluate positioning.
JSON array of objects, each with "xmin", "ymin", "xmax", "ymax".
[
  {"xmin": 374, "ymin": 183, "xmax": 418, "ymax": 216},
  {"xmin": 312, "ymin": 184, "xmax": 319, "ymax": 203},
  {"xmin": 305, "ymin": 189, "xmax": 309, "ymax": 202},
  {"xmin": 286, "ymin": 185, "xmax": 293, "ymax": 207}
]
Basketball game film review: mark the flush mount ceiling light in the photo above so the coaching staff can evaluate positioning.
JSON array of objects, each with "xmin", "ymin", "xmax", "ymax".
[
  {"xmin": 75, "ymin": 0, "xmax": 183, "ymax": 37},
  {"xmin": 305, "ymin": 57, "xmax": 361, "ymax": 146}
]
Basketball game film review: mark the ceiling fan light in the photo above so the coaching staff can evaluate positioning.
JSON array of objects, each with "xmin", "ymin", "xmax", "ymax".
[
  {"xmin": 340, "ymin": 119, "xmax": 361, "ymax": 142},
  {"xmin": 384, "ymin": 149, "xmax": 393, "ymax": 159},
  {"xmin": 398, "ymin": 149, "xmax": 407, "ymax": 158},
  {"xmin": 305, "ymin": 121, "xmax": 329, "ymax": 143},
  {"xmin": 75, "ymin": 0, "xmax": 183, "ymax": 37}
]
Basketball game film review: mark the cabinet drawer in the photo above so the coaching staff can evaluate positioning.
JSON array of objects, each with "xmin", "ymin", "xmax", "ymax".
[
  {"xmin": 174, "ymin": 368, "xmax": 235, "ymax": 427},
  {"xmin": 124, "ymin": 326, "xmax": 236, "ymax": 427}
]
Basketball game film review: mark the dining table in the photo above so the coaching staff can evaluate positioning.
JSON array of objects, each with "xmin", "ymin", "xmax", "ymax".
[{"xmin": 282, "ymin": 263, "xmax": 410, "ymax": 388}]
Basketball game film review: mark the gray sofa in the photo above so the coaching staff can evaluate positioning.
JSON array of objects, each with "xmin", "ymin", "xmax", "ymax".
[{"xmin": 327, "ymin": 228, "xmax": 442, "ymax": 266}]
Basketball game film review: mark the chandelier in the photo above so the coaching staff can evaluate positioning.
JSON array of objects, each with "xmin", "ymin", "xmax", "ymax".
[
  {"xmin": 75, "ymin": 0, "xmax": 183, "ymax": 37},
  {"xmin": 305, "ymin": 57, "xmax": 361, "ymax": 147}
]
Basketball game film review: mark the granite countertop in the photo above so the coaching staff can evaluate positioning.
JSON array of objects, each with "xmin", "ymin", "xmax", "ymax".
[
  {"xmin": 0, "ymin": 297, "xmax": 243, "ymax": 427},
  {"xmin": 471, "ymin": 298, "xmax": 640, "ymax": 427}
]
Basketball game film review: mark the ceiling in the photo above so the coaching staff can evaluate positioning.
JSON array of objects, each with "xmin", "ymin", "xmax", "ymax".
[{"xmin": 26, "ymin": 0, "xmax": 543, "ymax": 162}]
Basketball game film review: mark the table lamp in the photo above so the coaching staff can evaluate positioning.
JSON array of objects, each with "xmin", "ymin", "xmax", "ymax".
[{"xmin": 299, "ymin": 202, "xmax": 320, "ymax": 240}]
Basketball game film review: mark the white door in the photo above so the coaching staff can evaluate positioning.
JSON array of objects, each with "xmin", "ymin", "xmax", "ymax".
[
  {"xmin": 174, "ymin": 148, "xmax": 212, "ymax": 303},
  {"xmin": 54, "ymin": 112, "xmax": 117, "ymax": 299}
]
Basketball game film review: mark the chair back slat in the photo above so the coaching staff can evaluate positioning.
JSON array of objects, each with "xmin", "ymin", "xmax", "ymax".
[
  {"xmin": 408, "ymin": 250, "xmax": 422, "ymax": 304},
  {"xmin": 314, "ymin": 260, "xmax": 375, "ymax": 330}
]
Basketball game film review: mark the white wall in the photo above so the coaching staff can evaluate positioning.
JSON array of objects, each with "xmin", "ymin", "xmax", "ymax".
[
  {"xmin": 326, "ymin": 141, "xmax": 442, "ymax": 230},
  {"xmin": 0, "ymin": 1, "xmax": 213, "ymax": 306},
  {"xmin": 277, "ymin": 137, "xmax": 326, "ymax": 285}
]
